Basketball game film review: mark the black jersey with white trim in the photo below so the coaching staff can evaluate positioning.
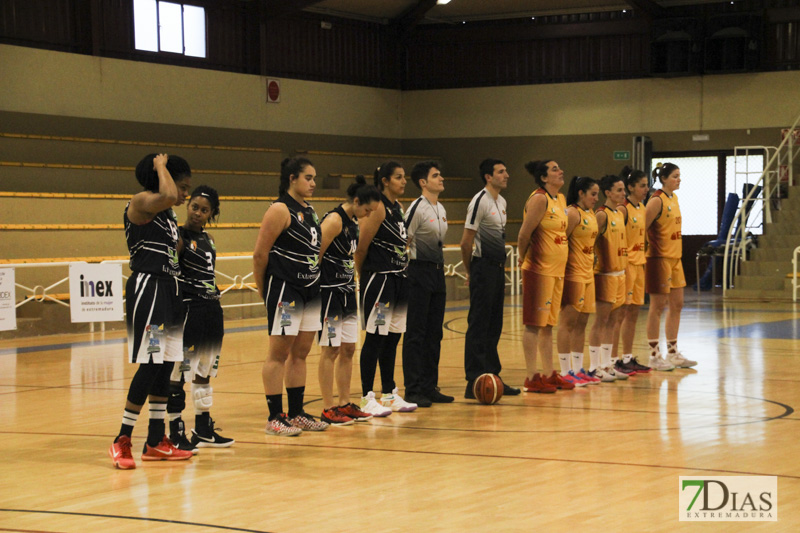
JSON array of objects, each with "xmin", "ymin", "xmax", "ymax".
[
  {"xmin": 321, "ymin": 205, "xmax": 358, "ymax": 293},
  {"xmin": 179, "ymin": 227, "xmax": 220, "ymax": 302},
  {"xmin": 124, "ymin": 203, "xmax": 181, "ymax": 277},
  {"xmin": 362, "ymin": 194, "xmax": 408, "ymax": 276},
  {"xmin": 266, "ymin": 194, "xmax": 321, "ymax": 288}
]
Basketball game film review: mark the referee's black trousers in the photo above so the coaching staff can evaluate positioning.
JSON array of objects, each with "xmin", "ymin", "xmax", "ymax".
[
  {"xmin": 402, "ymin": 261, "xmax": 446, "ymax": 397},
  {"xmin": 464, "ymin": 257, "xmax": 504, "ymax": 382}
]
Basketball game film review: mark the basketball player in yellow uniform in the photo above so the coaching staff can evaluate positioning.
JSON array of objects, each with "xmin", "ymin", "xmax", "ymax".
[
  {"xmin": 556, "ymin": 176, "xmax": 600, "ymax": 388},
  {"xmin": 613, "ymin": 167, "xmax": 652, "ymax": 375},
  {"xmin": 587, "ymin": 174, "xmax": 629, "ymax": 382},
  {"xmin": 645, "ymin": 163, "xmax": 697, "ymax": 370},
  {"xmin": 517, "ymin": 160, "xmax": 568, "ymax": 393}
]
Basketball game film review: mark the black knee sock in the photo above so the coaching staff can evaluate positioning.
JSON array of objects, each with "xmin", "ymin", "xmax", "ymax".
[
  {"xmin": 146, "ymin": 401, "xmax": 167, "ymax": 447},
  {"xmin": 266, "ymin": 394, "xmax": 283, "ymax": 419},
  {"xmin": 360, "ymin": 333, "xmax": 385, "ymax": 396},
  {"xmin": 286, "ymin": 386, "xmax": 305, "ymax": 418},
  {"xmin": 378, "ymin": 332, "xmax": 401, "ymax": 394}
]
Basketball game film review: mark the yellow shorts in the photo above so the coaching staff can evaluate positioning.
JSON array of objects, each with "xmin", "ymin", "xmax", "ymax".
[
  {"xmin": 625, "ymin": 263, "xmax": 645, "ymax": 306},
  {"xmin": 522, "ymin": 269, "xmax": 564, "ymax": 327},
  {"xmin": 563, "ymin": 278, "xmax": 596, "ymax": 314},
  {"xmin": 595, "ymin": 273, "xmax": 626, "ymax": 309},
  {"xmin": 645, "ymin": 257, "xmax": 686, "ymax": 294}
]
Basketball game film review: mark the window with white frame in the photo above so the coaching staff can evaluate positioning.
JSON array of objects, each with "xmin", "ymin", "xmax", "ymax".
[{"xmin": 134, "ymin": 0, "xmax": 206, "ymax": 58}]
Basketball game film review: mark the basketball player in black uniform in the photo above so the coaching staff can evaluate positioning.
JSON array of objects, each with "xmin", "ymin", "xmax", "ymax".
[
  {"xmin": 254, "ymin": 157, "xmax": 329, "ymax": 436},
  {"xmin": 317, "ymin": 176, "xmax": 382, "ymax": 425},
  {"xmin": 354, "ymin": 161, "xmax": 417, "ymax": 414},
  {"xmin": 109, "ymin": 153, "xmax": 194, "ymax": 469},
  {"xmin": 167, "ymin": 185, "xmax": 234, "ymax": 451}
]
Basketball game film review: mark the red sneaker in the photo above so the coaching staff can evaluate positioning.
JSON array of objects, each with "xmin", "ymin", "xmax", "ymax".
[
  {"xmin": 523, "ymin": 373, "xmax": 557, "ymax": 393},
  {"xmin": 141, "ymin": 435, "xmax": 193, "ymax": 461},
  {"xmin": 546, "ymin": 371, "xmax": 575, "ymax": 390},
  {"xmin": 321, "ymin": 407, "xmax": 354, "ymax": 426},
  {"xmin": 338, "ymin": 403, "xmax": 373, "ymax": 422},
  {"xmin": 109, "ymin": 436, "xmax": 136, "ymax": 470}
]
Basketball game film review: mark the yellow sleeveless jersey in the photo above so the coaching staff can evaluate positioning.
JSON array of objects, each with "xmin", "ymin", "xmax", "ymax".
[
  {"xmin": 565, "ymin": 205, "xmax": 598, "ymax": 283},
  {"xmin": 522, "ymin": 188, "xmax": 568, "ymax": 277},
  {"xmin": 646, "ymin": 190, "xmax": 682, "ymax": 259},
  {"xmin": 624, "ymin": 198, "xmax": 646, "ymax": 266},
  {"xmin": 594, "ymin": 205, "xmax": 628, "ymax": 273}
]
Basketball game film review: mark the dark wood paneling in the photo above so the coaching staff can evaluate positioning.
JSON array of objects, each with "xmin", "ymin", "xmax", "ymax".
[{"xmin": 1, "ymin": 1, "xmax": 800, "ymax": 89}]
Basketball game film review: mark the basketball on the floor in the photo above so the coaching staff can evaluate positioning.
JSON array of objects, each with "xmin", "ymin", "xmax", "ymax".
[{"xmin": 473, "ymin": 373, "xmax": 504, "ymax": 405}]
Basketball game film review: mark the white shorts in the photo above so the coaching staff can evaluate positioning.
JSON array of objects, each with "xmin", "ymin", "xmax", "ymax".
[
  {"xmin": 319, "ymin": 290, "xmax": 359, "ymax": 347},
  {"xmin": 264, "ymin": 275, "xmax": 322, "ymax": 336},
  {"xmin": 360, "ymin": 272, "xmax": 407, "ymax": 335}
]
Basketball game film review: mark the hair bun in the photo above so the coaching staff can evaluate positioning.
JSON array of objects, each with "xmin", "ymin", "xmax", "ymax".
[{"xmin": 355, "ymin": 174, "xmax": 367, "ymax": 185}]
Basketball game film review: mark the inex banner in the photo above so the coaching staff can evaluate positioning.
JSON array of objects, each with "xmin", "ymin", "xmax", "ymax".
[{"xmin": 69, "ymin": 263, "xmax": 123, "ymax": 323}]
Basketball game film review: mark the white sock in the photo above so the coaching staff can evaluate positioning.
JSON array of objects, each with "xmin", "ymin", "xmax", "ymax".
[
  {"xmin": 601, "ymin": 344, "xmax": 613, "ymax": 367},
  {"xmin": 169, "ymin": 412, "xmax": 181, "ymax": 422},
  {"xmin": 558, "ymin": 353, "xmax": 571, "ymax": 375},
  {"xmin": 623, "ymin": 354, "xmax": 632, "ymax": 364},
  {"xmin": 589, "ymin": 346, "xmax": 600, "ymax": 371},
  {"xmin": 571, "ymin": 351, "xmax": 583, "ymax": 373}
]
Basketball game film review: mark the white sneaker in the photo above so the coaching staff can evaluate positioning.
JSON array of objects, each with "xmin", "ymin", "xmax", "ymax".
[
  {"xmin": 605, "ymin": 366, "xmax": 628, "ymax": 380},
  {"xmin": 649, "ymin": 354, "xmax": 675, "ymax": 371},
  {"xmin": 668, "ymin": 351, "xmax": 698, "ymax": 368},
  {"xmin": 589, "ymin": 367, "xmax": 616, "ymax": 382},
  {"xmin": 359, "ymin": 392, "xmax": 392, "ymax": 417},
  {"xmin": 380, "ymin": 388, "xmax": 417, "ymax": 412}
]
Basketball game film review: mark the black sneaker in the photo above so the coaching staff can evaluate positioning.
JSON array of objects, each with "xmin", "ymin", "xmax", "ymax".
[
  {"xmin": 464, "ymin": 381, "xmax": 476, "ymax": 399},
  {"xmin": 404, "ymin": 393, "xmax": 433, "ymax": 408},
  {"xmin": 629, "ymin": 357, "xmax": 652, "ymax": 373},
  {"xmin": 429, "ymin": 389, "xmax": 454, "ymax": 403},
  {"xmin": 190, "ymin": 418, "xmax": 234, "ymax": 448},
  {"xmin": 502, "ymin": 382, "xmax": 521, "ymax": 396},
  {"xmin": 169, "ymin": 418, "xmax": 199, "ymax": 454}
]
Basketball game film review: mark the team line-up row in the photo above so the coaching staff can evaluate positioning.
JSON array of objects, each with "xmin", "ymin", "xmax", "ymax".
[{"xmin": 107, "ymin": 153, "xmax": 695, "ymax": 470}]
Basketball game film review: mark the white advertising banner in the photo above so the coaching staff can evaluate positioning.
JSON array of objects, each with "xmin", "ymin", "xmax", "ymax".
[
  {"xmin": 69, "ymin": 263, "xmax": 124, "ymax": 323},
  {"xmin": 0, "ymin": 268, "xmax": 17, "ymax": 331}
]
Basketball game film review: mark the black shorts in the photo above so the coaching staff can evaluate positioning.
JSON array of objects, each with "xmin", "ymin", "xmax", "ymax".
[
  {"xmin": 172, "ymin": 300, "xmax": 224, "ymax": 380},
  {"xmin": 264, "ymin": 274, "xmax": 321, "ymax": 336},
  {"xmin": 360, "ymin": 272, "xmax": 407, "ymax": 335},
  {"xmin": 126, "ymin": 273, "xmax": 185, "ymax": 364}
]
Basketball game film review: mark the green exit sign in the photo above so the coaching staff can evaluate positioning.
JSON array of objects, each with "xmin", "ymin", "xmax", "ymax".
[{"xmin": 614, "ymin": 151, "xmax": 631, "ymax": 160}]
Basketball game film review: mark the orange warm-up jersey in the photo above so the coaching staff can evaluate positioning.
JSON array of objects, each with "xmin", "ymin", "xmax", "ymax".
[
  {"xmin": 522, "ymin": 188, "xmax": 568, "ymax": 277},
  {"xmin": 594, "ymin": 205, "xmax": 628, "ymax": 273},
  {"xmin": 624, "ymin": 198, "xmax": 646, "ymax": 266},
  {"xmin": 565, "ymin": 206, "xmax": 598, "ymax": 283},
  {"xmin": 646, "ymin": 190, "xmax": 682, "ymax": 259}
]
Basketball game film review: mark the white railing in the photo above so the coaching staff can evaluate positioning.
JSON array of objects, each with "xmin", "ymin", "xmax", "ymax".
[
  {"xmin": 723, "ymin": 113, "xmax": 800, "ymax": 297},
  {"xmin": 2, "ymin": 247, "xmax": 521, "ymax": 330},
  {"xmin": 444, "ymin": 244, "xmax": 518, "ymax": 295}
]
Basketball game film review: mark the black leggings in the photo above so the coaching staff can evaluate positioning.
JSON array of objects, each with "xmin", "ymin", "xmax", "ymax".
[
  {"xmin": 126, "ymin": 362, "xmax": 174, "ymax": 406},
  {"xmin": 360, "ymin": 332, "xmax": 401, "ymax": 396}
]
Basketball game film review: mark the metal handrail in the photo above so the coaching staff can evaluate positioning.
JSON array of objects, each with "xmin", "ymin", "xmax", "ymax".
[{"xmin": 723, "ymin": 113, "xmax": 800, "ymax": 297}]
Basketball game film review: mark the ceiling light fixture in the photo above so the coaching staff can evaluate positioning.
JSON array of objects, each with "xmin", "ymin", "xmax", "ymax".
[{"xmin": 437, "ymin": 0, "xmax": 452, "ymax": 5}]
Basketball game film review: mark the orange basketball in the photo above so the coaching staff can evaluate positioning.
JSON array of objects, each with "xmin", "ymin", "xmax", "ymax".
[{"xmin": 473, "ymin": 373, "xmax": 504, "ymax": 405}]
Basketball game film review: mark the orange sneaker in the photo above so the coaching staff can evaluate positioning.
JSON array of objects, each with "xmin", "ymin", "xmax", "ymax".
[
  {"xmin": 523, "ymin": 373, "xmax": 557, "ymax": 393},
  {"xmin": 109, "ymin": 435, "xmax": 136, "ymax": 470},
  {"xmin": 141, "ymin": 435, "xmax": 193, "ymax": 461}
]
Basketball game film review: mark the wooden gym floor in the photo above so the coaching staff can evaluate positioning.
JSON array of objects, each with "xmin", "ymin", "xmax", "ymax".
[{"xmin": 1, "ymin": 291, "xmax": 799, "ymax": 532}]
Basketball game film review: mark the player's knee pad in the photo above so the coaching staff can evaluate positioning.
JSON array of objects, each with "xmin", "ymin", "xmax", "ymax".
[
  {"xmin": 167, "ymin": 382, "xmax": 186, "ymax": 413},
  {"xmin": 192, "ymin": 383, "xmax": 213, "ymax": 412}
]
